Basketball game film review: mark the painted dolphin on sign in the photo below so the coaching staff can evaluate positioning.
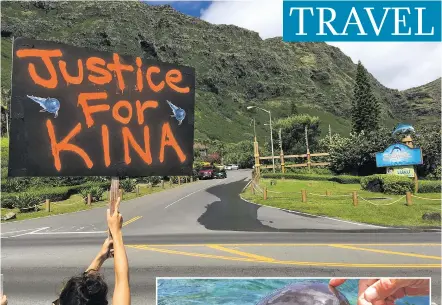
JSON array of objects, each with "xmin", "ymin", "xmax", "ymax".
[
  {"xmin": 167, "ymin": 100, "xmax": 186, "ymax": 125},
  {"xmin": 392, "ymin": 123, "xmax": 415, "ymax": 135},
  {"xmin": 27, "ymin": 95, "xmax": 60, "ymax": 118},
  {"xmin": 256, "ymin": 283, "xmax": 350, "ymax": 305}
]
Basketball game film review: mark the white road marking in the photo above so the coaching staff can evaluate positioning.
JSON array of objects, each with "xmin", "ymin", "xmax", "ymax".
[
  {"xmin": 31, "ymin": 231, "xmax": 106, "ymax": 235},
  {"xmin": 1, "ymin": 228, "xmax": 36, "ymax": 235},
  {"xmin": 240, "ymin": 196, "xmax": 387, "ymax": 228},
  {"xmin": 164, "ymin": 180, "xmax": 224, "ymax": 209},
  {"xmin": 9, "ymin": 227, "xmax": 50, "ymax": 238}
]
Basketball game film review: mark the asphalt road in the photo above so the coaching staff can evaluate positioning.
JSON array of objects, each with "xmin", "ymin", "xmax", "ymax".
[{"xmin": 1, "ymin": 170, "xmax": 441, "ymax": 305}]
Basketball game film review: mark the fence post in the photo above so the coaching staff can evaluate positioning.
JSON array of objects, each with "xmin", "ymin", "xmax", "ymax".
[
  {"xmin": 169, "ymin": 178, "xmax": 173, "ymax": 187},
  {"xmin": 45, "ymin": 199, "xmax": 51, "ymax": 212},
  {"xmin": 263, "ymin": 187, "xmax": 268, "ymax": 200},
  {"xmin": 190, "ymin": 176, "xmax": 194, "ymax": 183},
  {"xmin": 178, "ymin": 177, "xmax": 181, "ymax": 186},
  {"xmin": 326, "ymin": 190, "xmax": 331, "ymax": 196},
  {"xmin": 280, "ymin": 150, "xmax": 285, "ymax": 174},
  {"xmin": 406, "ymin": 192, "xmax": 412, "ymax": 206},
  {"xmin": 352, "ymin": 191, "xmax": 358, "ymax": 206},
  {"xmin": 136, "ymin": 185, "xmax": 140, "ymax": 196},
  {"xmin": 87, "ymin": 193, "xmax": 92, "ymax": 206},
  {"xmin": 250, "ymin": 181, "xmax": 255, "ymax": 194},
  {"xmin": 301, "ymin": 190, "xmax": 307, "ymax": 203},
  {"xmin": 161, "ymin": 180, "xmax": 165, "ymax": 189}
]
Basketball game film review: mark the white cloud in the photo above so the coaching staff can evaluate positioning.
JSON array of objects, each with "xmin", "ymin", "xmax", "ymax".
[{"xmin": 201, "ymin": 1, "xmax": 441, "ymax": 90}]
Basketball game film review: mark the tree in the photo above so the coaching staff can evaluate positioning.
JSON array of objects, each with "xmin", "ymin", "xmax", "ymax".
[
  {"xmin": 290, "ymin": 101, "xmax": 298, "ymax": 116},
  {"xmin": 351, "ymin": 61, "xmax": 380, "ymax": 133},
  {"xmin": 273, "ymin": 114, "xmax": 321, "ymax": 155}
]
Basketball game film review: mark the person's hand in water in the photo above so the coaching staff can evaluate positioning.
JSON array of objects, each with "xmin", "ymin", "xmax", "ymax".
[{"xmin": 330, "ymin": 278, "xmax": 430, "ymax": 305}]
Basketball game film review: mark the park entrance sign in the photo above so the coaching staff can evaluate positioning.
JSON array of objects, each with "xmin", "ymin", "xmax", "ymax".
[
  {"xmin": 375, "ymin": 143, "xmax": 423, "ymax": 167},
  {"xmin": 8, "ymin": 38, "xmax": 195, "ymax": 177}
]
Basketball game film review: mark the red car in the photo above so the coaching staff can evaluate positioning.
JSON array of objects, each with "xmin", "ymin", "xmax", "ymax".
[{"xmin": 198, "ymin": 166, "xmax": 215, "ymax": 179}]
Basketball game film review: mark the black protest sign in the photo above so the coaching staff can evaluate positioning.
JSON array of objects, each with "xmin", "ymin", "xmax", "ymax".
[{"xmin": 8, "ymin": 38, "xmax": 195, "ymax": 177}]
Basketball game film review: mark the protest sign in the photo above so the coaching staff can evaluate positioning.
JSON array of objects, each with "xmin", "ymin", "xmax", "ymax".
[{"xmin": 8, "ymin": 38, "xmax": 195, "ymax": 177}]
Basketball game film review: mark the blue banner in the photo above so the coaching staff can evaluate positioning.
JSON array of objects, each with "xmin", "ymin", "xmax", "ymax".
[
  {"xmin": 376, "ymin": 143, "xmax": 423, "ymax": 167},
  {"xmin": 283, "ymin": 1, "xmax": 442, "ymax": 42}
]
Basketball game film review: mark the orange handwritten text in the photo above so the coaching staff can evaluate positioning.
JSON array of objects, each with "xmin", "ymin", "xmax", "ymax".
[
  {"xmin": 16, "ymin": 49, "xmax": 62, "ymax": 88},
  {"xmin": 46, "ymin": 119, "xmax": 93, "ymax": 171},
  {"xmin": 77, "ymin": 92, "xmax": 110, "ymax": 128},
  {"xmin": 159, "ymin": 122, "xmax": 186, "ymax": 163},
  {"xmin": 123, "ymin": 126, "xmax": 152, "ymax": 165}
]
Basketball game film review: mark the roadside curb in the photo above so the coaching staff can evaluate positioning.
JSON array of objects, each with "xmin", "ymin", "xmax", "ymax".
[{"xmin": 239, "ymin": 194, "xmax": 441, "ymax": 232}]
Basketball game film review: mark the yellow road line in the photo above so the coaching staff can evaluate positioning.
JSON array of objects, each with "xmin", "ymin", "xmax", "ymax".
[
  {"xmin": 122, "ymin": 216, "xmax": 143, "ymax": 227},
  {"xmin": 131, "ymin": 243, "xmax": 442, "ymax": 247},
  {"xmin": 127, "ymin": 245, "xmax": 257, "ymax": 262},
  {"xmin": 329, "ymin": 244, "xmax": 442, "ymax": 261},
  {"xmin": 207, "ymin": 244, "xmax": 275, "ymax": 262},
  {"xmin": 126, "ymin": 244, "xmax": 441, "ymax": 268}
]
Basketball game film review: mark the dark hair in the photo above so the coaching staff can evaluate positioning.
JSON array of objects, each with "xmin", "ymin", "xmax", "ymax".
[{"xmin": 59, "ymin": 272, "xmax": 108, "ymax": 305}]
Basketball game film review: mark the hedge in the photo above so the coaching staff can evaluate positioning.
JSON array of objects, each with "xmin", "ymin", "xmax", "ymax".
[
  {"xmin": 419, "ymin": 180, "xmax": 441, "ymax": 193},
  {"xmin": 360, "ymin": 174, "xmax": 414, "ymax": 195},
  {"xmin": 261, "ymin": 173, "xmax": 360, "ymax": 184},
  {"xmin": 2, "ymin": 181, "xmax": 110, "ymax": 209}
]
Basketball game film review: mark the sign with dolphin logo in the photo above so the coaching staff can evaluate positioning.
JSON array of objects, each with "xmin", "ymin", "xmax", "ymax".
[
  {"xmin": 375, "ymin": 143, "xmax": 423, "ymax": 167},
  {"xmin": 8, "ymin": 37, "xmax": 195, "ymax": 177}
]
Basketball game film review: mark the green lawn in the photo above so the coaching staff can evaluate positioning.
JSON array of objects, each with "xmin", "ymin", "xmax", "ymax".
[
  {"xmin": 242, "ymin": 179, "xmax": 441, "ymax": 227},
  {"xmin": 1, "ymin": 182, "xmax": 180, "ymax": 222}
]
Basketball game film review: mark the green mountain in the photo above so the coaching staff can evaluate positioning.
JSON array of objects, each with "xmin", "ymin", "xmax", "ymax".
[{"xmin": 1, "ymin": 1, "xmax": 440, "ymax": 143}]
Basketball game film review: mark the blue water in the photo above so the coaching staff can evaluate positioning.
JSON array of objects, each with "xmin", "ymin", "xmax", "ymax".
[{"xmin": 157, "ymin": 279, "xmax": 430, "ymax": 305}]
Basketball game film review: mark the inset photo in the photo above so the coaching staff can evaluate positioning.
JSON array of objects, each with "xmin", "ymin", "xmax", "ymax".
[{"xmin": 157, "ymin": 277, "xmax": 431, "ymax": 305}]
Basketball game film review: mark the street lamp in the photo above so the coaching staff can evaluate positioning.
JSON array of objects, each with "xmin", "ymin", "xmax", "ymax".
[{"xmin": 247, "ymin": 105, "xmax": 275, "ymax": 173}]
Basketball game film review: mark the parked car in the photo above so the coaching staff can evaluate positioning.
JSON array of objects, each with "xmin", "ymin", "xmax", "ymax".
[
  {"xmin": 214, "ymin": 168, "xmax": 227, "ymax": 179},
  {"xmin": 229, "ymin": 164, "xmax": 239, "ymax": 170},
  {"xmin": 224, "ymin": 165, "xmax": 232, "ymax": 170},
  {"xmin": 198, "ymin": 166, "xmax": 215, "ymax": 179}
]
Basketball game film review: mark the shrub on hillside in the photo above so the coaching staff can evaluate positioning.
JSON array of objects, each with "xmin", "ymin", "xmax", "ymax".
[
  {"xmin": 120, "ymin": 178, "xmax": 136, "ymax": 192},
  {"xmin": 419, "ymin": 180, "xmax": 441, "ymax": 193},
  {"xmin": 361, "ymin": 174, "xmax": 414, "ymax": 195},
  {"xmin": 80, "ymin": 186, "xmax": 104, "ymax": 203}
]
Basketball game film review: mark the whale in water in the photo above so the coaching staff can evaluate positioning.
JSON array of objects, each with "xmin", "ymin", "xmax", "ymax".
[{"xmin": 256, "ymin": 283, "xmax": 350, "ymax": 305}]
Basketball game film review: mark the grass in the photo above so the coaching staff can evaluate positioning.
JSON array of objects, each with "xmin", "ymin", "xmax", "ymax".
[
  {"xmin": 242, "ymin": 179, "xmax": 441, "ymax": 227},
  {"xmin": 1, "ymin": 181, "xmax": 182, "ymax": 222}
]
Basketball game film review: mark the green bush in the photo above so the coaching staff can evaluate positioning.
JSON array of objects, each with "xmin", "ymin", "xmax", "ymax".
[
  {"xmin": 14, "ymin": 193, "xmax": 41, "ymax": 211},
  {"xmin": 419, "ymin": 180, "xmax": 441, "ymax": 193},
  {"xmin": 286, "ymin": 167, "xmax": 332, "ymax": 175},
  {"xmin": 261, "ymin": 173, "xmax": 360, "ymax": 184},
  {"xmin": 120, "ymin": 178, "xmax": 136, "ymax": 192},
  {"xmin": 262, "ymin": 173, "xmax": 333, "ymax": 181},
  {"xmin": 80, "ymin": 186, "xmax": 104, "ymax": 203},
  {"xmin": 361, "ymin": 174, "xmax": 414, "ymax": 195},
  {"xmin": 1, "ymin": 181, "xmax": 110, "ymax": 209},
  {"xmin": 329, "ymin": 175, "xmax": 361, "ymax": 184},
  {"xmin": 1, "ymin": 178, "xmax": 32, "ymax": 192}
]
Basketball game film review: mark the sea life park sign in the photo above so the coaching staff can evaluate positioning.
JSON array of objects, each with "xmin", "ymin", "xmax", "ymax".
[
  {"xmin": 8, "ymin": 38, "xmax": 195, "ymax": 177},
  {"xmin": 375, "ymin": 143, "xmax": 423, "ymax": 168}
]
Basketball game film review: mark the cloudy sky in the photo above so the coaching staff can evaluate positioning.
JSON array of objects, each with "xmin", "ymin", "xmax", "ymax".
[{"xmin": 147, "ymin": 0, "xmax": 441, "ymax": 90}]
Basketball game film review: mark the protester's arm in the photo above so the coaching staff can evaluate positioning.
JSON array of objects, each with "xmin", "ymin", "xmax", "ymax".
[
  {"xmin": 107, "ymin": 198, "xmax": 131, "ymax": 305},
  {"xmin": 86, "ymin": 238, "xmax": 114, "ymax": 273}
]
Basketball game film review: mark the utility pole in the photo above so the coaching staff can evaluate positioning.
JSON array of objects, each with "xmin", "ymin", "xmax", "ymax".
[
  {"xmin": 269, "ymin": 112, "xmax": 275, "ymax": 173},
  {"xmin": 305, "ymin": 125, "xmax": 311, "ymax": 172},
  {"xmin": 328, "ymin": 124, "xmax": 332, "ymax": 143},
  {"xmin": 279, "ymin": 128, "xmax": 285, "ymax": 173}
]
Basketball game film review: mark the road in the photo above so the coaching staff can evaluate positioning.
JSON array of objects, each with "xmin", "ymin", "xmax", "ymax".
[{"xmin": 1, "ymin": 170, "xmax": 441, "ymax": 305}]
